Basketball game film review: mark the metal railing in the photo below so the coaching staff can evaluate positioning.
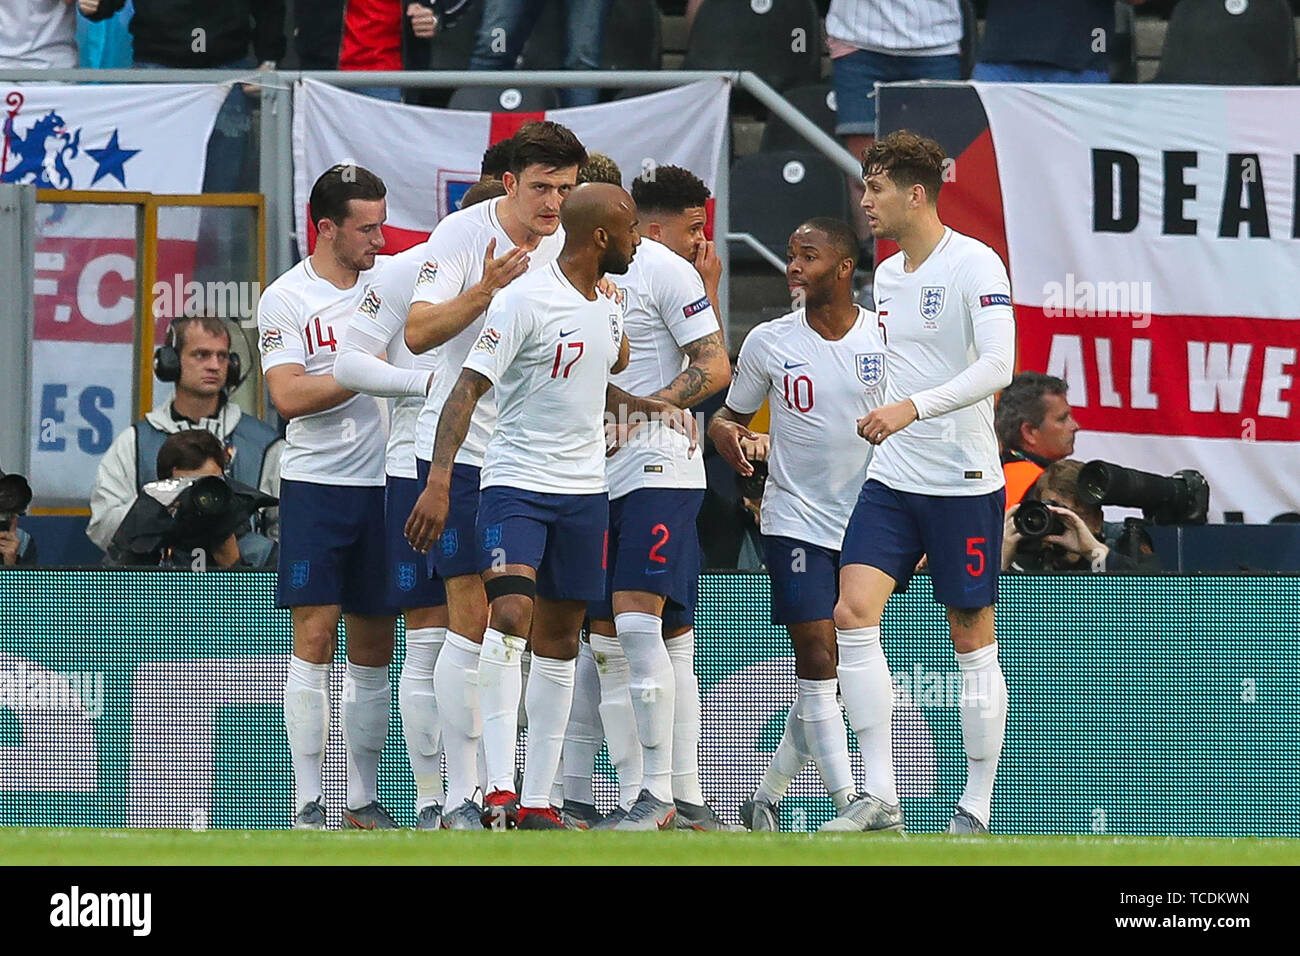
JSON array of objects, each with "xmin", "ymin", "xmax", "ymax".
[{"xmin": 1, "ymin": 67, "xmax": 861, "ymax": 309}]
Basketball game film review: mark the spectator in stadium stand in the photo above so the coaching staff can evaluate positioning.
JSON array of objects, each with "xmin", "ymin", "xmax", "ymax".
[
  {"xmin": 76, "ymin": 0, "xmax": 134, "ymax": 68},
  {"xmin": 87, "ymin": 316, "xmax": 283, "ymax": 555},
  {"xmin": 79, "ymin": 0, "xmax": 285, "ymax": 192},
  {"xmin": 974, "ymin": 0, "xmax": 1150, "ymax": 83},
  {"xmin": 0, "ymin": 0, "xmax": 78, "ymax": 69},
  {"xmin": 995, "ymin": 371, "xmax": 1079, "ymax": 510},
  {"xmin": 338, "ymin": 0, "xmax": 442, "ymax": 101},
  {"xmin": 824, "ymin": 1, "xmax": 964, "ymax": 243},
  {"xmin": 468, "ymin": 0, "xmax": 615, "ymax": 107},
  {"xmin": 293, "ymin": 0, "xmax": 346, "ymax": 70}
]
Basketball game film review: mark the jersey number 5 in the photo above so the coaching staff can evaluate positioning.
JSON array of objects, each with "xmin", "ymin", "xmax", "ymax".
[
  {"xmin": 782, "ymin": 374, "xmax": 814, "ymax": 412},
  {"xmin": 551, "ymin": 341, "xmax": 584, "ymax": 378}
]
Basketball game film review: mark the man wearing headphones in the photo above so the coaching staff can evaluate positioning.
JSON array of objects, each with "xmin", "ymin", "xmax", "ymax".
[{"xmin": 87, "ymin": 314, "xmax": 284, "ymax": 552}]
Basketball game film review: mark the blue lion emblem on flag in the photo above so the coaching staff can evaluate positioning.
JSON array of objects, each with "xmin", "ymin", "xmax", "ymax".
[
  {"xmin": 290, "ymin": 560, "xmax": 310, "ymax": 589},
  {"xmin": 856, "ymin": 352, "xmax": 885, "ymax": 389},
  {"xmin": 439, "ymin": 529, "xmax": 459, "ymax": 558},
  {"xmin": 1, "ymin": 106, "xmax": 81, "ymax": 189},
  {"xmin": 919, "ymin": 286, "xmax": 946, "ymax": 321},
  {"xmin": 481, "ymin": 523, "xmax": 502, "ymax": 550},
  {"xmin": 396, "ymin": 562, "xmax": 418, "ymax": 592}
]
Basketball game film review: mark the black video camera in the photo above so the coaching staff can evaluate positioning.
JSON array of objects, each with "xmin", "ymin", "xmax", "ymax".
[
  {"xmin": 736, "ymin": 459, "xmax": 768, "ymax": 500},
  {"xmin": 0, "ymin": 472, "xmax": 33, "ymax": 525},
  {"xmin": 1077, "ymin": 460, "xmax": 1210, "ymax": 525},
  {"xmin": 107, "ymin": 474, "xmax": 276, "ymax": 566}
]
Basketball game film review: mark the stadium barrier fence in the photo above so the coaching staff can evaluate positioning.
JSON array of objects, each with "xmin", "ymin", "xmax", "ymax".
[{"xmin": 0, "ymin": 569, "xmax": 1295, "ymax": 835}]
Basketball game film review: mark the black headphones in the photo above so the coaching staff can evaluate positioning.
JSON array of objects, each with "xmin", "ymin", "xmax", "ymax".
[{"xmin": 154, "ymin": 317, "xmax": 245, "ymax": 390}]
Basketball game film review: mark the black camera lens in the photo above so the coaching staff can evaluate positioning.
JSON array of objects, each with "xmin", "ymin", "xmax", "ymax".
[
  {"xmin": 736, "ymin": 459, "xmax": 768, "ymax": 500},
  {"xmin": 1014, "ymin": 499, "xmax": 1065, "ymax": 539},
  {"xmin": 187, "ymin": 475, "xmax": 232, "ymax": 517}
]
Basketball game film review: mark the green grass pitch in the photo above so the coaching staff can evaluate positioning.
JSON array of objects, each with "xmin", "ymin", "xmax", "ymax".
[{"xmin": 4, "ymin": 829, "xmax": 1297, "ymax": 865}]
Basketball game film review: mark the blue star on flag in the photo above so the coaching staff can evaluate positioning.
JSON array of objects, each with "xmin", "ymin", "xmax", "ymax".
[{"xmin": 86, "ymin": 129, "xmax": 140, "ymax": 187}]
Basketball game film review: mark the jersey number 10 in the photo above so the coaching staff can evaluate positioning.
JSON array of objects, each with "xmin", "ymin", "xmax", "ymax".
[{"xmin": 782, "ymin": 374, "xmax": 814, "ymax": 412}]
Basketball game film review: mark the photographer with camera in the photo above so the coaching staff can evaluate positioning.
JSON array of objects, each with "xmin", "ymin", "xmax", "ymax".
[
  {"xmin": 105, "ymin": 430, "xmax": 277, "ymax": 568},
  {"xmin": 1003, "ymin": 459, "xmax": 1162, "ymax": 573},
  {"xmin": 0, "ymin": 470, "xmax": 37, "ymax": 567},
  {"xmin": 87, "ymin": 316, "xmax": 283, "ymax": 554},
  {"xmin": 995, "ymin": 371, "xmax": 1080, "ymax": 509}
]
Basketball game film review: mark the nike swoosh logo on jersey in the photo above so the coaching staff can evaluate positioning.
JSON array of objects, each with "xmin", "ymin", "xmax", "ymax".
[
  {"xmin": 560, "ymin": 328, "xmax": 579, "ymax": 338},
  {"xmin": 877, "ymin": 297, "xmax": 891, "ymax": 305},
  {"xmin": 782, "ymin": 361, "xmax": 808, "ymax": 370}
]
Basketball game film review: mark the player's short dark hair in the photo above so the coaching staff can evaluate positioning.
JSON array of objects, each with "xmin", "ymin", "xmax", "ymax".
[
  {"xmin": 170, "ymin": 316, "xmax": 231, "ymax": 352},
  {"xmin": 630, "ymin": 164, "xmax": 711, "ymax": 216},
  {"xmin": 460, "ymin": 179, "xmax": 508, "ymax": 209},
  {"xmin": 308, "ymin": 164, "xmax": 387, "ymax": 228},
  {"xmin": 157, "ymin": 429, "xmax": 228, "ymax": 479},
  {"xmin": 508, "ymin": 121, "xmax": 587, "ymax": 175},
  {"xmin": 996, "ymin": 371, "xmax": 1069, "ymax": 450},
  {"xmin": 861, "ymin": 130, "xmax": 947, "ymax": 204},
  {"xmin": 578, "ymin": 152, "xmax": 623, "ymax": 186},
  {"xmin": 480, "ymin": 139, "xmax": 514, "ymax": 180},
  {"xmin": 797, "ymin": 217, "xmax": 858, "ymax": 267}
]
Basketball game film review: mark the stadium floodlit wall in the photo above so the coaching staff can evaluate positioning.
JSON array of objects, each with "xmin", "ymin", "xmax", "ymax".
[{"xmin": 0, "ymin": 570, "xmax": 1296, "ymax": 836}]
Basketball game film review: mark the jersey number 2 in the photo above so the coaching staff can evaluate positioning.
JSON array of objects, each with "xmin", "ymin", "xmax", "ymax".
[{"xmin": 551, "ymin": 342, "xmax": 584, "ymax": 378}]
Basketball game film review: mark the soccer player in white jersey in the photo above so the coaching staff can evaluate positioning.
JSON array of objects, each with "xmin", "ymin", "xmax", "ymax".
[
  {"xmin": 406, "ymin": 183, "xmax": 696, "ymax": 829},
  {"xmin": 826, "ymin": 130, "xmax": 1015, "ymax": 834},
  {"xmin": 404, "ymin": 122, "xmax": 587, "ymax": 830},
  {"xmin": 709, "ymin": 218, "xmax": 886, "ymax": 831},
  {"xmin": 333, "ymin": 244, "xmax": 445, "ymax": 828},
  {"xmin": 582, "ymin": 165, "xmax": 732, "ymax": 831},
  {"xmin": 257, "ymin": 165, "xmax": 398, "ymax": 830}
]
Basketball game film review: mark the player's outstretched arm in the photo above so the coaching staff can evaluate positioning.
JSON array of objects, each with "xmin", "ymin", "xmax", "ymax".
[
  {"xmin": 606, "ymin": 385, "xmax": 698, "ymax": 456},
  {"xmin": 405, "ymin": 368, "xmax": 492, "ymax": 552},
  {"xmin": 265, "ymin": 364, "xmax": 356, "ymax": 420},
  {"xmin": 652, "ymin": 330, "xmax": 731, "ymax": 410},
  {"xmin": 405, "ymin": 239, "xmax": 529, "ymax": 354},
  {"xmin": 707, "ymin": 405, "xmax": 761, "ymax": 477}
]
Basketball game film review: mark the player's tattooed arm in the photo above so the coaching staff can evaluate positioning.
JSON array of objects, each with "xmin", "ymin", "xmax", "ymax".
[
  {"xmin": 406, "ymin": 368, "xmax": 492, "ymax": 552},
  {"xmin": 651, "ymin": 330, "xmax": 730, "ymax": 409},
  {"xmin": 706, "ymin": 405, "xmax": 763, "ymax": 477},
  {"xmin": 606, "ymin": 385, "xmax": 698, "ymax": 456},
  {"xmin": 431, "ymin": 368, "xmax": 492, "ymax": 472}
]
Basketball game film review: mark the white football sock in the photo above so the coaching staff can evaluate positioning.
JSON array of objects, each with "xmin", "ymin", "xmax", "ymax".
[
  {"xmin": 796, "ymin": 678, "xmax": 855, "ymax": 809},
  {"xmin": 521, "ymin": 654, "xmax": 576, "ymax": 809},
  {"xmin": 343, "ymin": 659, "xmax": 390, "ymax": 810},
  {"xmin": 562, "ymin": 640, "xmax": 602, "ymax": 806},
  {"xmin": 478, "ymin": 627, "xmax": 526, "ymax": 793},
  {"xmin": 590, "ymin": 632, "xmax": 643, "ymax": 808},
  {"xmin": 754, "ymin": 701, "xmax": 810, "ymax": 806},
  {"xmin": 434, "ymin": 631, "xmax": 481, "ymax": 807},
  {"xmin": 956, "ymin": 643, "xmax": 1008, "ymax": 828},
  {"xmin": 284, "ymin": 655, "xmax": 330, "ymax": 810},
  {"xmin": 836, "ymin": 625, "xmax": 898, "ymax": 804},
  {"xmin": 665, "ymin": 630, "xmax": 705, "ymax": 806},
  {"xmin": 398, "ymin": 626, "xmax": 445, "ymax": 811},
  {"xmin": 616, "ymin": 611, "xmax": 676, "ymax": 802}
]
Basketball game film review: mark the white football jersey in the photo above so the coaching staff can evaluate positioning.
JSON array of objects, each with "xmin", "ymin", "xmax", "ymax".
[
  {"xmin": 606, "ymin": 238, "xmax": 719, "ymax": 500},
  {"xmin": 868, "ymin": 228, "xmax": 1015, "ymax": 496},
  {"xmin": 411, "ymin": 196, "xmax": 564, "ymax": 464},
  {"xmin": 463, "ymin": 262, "xmax": 625, "ymax": 495},
  {"xmin": 342, "ymin": 245, "xmax": 437, "ymax": 479},
  {"xmin": 257, "ymin": 257, "xmax": 388, "ymax": 486},
  {"xmin": 727, "ymin": 307, "xmax": 886, "ymax": 551}
]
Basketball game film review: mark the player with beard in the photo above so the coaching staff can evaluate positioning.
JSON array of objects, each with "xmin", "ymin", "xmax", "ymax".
[{"xmin": 406, "ymin": 183, "xmax": 696, "ymax": 829}]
